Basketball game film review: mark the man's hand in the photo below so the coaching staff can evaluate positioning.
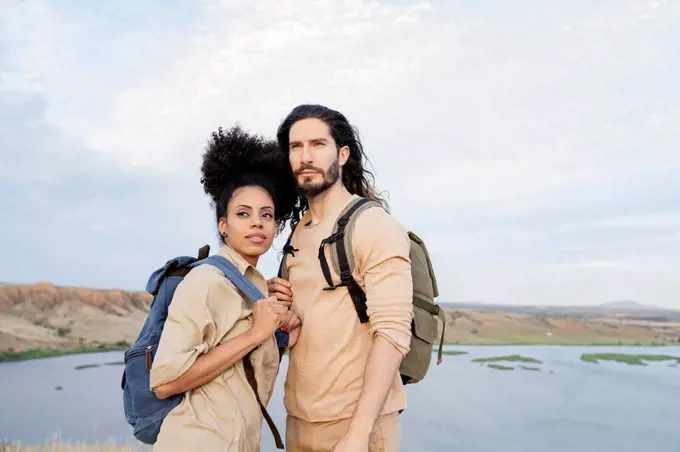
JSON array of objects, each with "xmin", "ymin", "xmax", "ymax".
[
  {"xmin": 332, "ymin": 429, "xmax": 370, "ymax": 452},
  {"xmin": 267, "ymin": 277, "xmax": 293, "ymax": 306}
]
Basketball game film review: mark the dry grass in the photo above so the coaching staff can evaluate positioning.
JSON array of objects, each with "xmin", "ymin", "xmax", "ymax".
[{"xmin": 0, "ymin": 439, "xmax": 146, "ymax": 452}]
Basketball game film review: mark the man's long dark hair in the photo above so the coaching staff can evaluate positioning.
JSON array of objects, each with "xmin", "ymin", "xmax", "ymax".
[{"xmin": 276, "ymin": 104, "xmax": 389, "ymax": 229}]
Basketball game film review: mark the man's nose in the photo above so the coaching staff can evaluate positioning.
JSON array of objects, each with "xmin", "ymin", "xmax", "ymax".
[{"xmin": 300, "ymin": 144, "xmax": 313, "ymax": 163}]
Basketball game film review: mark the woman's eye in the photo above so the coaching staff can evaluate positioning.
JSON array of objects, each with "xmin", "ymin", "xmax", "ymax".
[
  {"xmin": 237, "ymin": 212, "xmax": 248, "ymax": 217},
  {"xmin": 263, "ymin": 212, "xmax": 273, "ymax": 218}
]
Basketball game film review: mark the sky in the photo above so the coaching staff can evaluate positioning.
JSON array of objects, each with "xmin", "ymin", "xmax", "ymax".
[{"xmin": 1, "ymin": 0, "xmax": 679, "ymax": 308}]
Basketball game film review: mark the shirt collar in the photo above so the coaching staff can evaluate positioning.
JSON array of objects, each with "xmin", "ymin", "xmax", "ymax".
[{"xmin": 218, "ymin": 243, "xmax": 253, "ymax": 276}]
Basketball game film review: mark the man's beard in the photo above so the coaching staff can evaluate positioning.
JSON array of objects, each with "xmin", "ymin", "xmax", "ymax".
[{"xmin": 295, "ymin": 159, "xmax": 340, "ymax": 198}]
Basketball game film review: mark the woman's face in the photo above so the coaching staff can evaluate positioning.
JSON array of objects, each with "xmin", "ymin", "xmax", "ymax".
[{"xmin": 219, "ymin": 185, "xmax": 276, "ymax": 266}]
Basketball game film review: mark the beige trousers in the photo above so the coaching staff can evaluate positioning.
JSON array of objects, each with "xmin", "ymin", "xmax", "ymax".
[{"xmin": 285, "ymin": 411, "xmax": 401, "ymax": 452}]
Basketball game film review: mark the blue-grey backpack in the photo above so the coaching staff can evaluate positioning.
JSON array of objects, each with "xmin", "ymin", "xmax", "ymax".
[{"xmin": 121, "ymin": 245, "xmax": 286, "ymax": 449}]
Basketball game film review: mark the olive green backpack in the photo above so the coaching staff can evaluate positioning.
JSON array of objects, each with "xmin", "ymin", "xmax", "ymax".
[{"xmin": 279, "ymin": 197, "xmax": 447, "ymax": 385}]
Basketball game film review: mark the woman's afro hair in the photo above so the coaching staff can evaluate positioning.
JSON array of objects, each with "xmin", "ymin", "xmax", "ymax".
[{"xmin": 200, "ymin": 124, "xmax": 297, "ymax": 230}]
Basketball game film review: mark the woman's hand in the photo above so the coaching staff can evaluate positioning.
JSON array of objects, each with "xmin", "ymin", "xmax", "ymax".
[
  {"xmin": 279, "ymin": 309, "xmax": 302, "ymax": 349},
  {"xmin": 250, "ymin": 296, "xmax": 288, "ymax": 343},
  {"xmin": 267, "ymin": 277, "xmax": 301, "ymax": 348},
  {"xmin": 267, "ymin": 277, "xmax": 293, "ymax": 307}
]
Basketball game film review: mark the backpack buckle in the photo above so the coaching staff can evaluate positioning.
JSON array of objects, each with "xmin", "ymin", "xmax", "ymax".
[{"xmin": 340, "ymin": 270, "xmax": 353, "ymax": 283}]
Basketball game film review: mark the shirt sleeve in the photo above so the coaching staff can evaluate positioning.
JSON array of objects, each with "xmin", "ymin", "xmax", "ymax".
[
  {"xmin": 149, "ymin": 267, "xmax": 226, "ymax": 389},
  {"xmin": 352, "ymin": 206, "xmax": 413, "ymax": 357}
]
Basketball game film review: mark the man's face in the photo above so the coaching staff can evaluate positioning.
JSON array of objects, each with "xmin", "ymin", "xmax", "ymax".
[{"xmin": 288, "ymin": 118, "xmax": 346, "ymax": 197}]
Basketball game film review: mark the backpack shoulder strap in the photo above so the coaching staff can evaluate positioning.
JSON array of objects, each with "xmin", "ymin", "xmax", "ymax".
[
  {"xmin": 199, "ymin": 254, "xmax": 289, "ymax": 346},
  {"xmin": 199, "ymin": 255, "xmax": 264, "ymax": 303},
  {"xmin": 329, "ymin": 197, "xmax": 383, "ymax": 277},
  {"xmin": 195, "ymin": 254, "xmax": 285, "ymax": 449},
  {"xmin": 277, "ymin": 223, "xmax": 299, "ymax": 280},
  {"xmin": 317, "ymin": 197, "xmax": 382, "ymax": 324}
]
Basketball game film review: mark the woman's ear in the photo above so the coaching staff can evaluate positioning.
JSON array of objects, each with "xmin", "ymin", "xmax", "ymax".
[{"xmin": 218, "ymin": 216, "xmax": 228, "ymax": 238}]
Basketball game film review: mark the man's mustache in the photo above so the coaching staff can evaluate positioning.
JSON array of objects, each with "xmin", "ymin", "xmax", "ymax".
[{"xmin": 294, "ymin": 165, "xmax": 324, "ymax": 176}]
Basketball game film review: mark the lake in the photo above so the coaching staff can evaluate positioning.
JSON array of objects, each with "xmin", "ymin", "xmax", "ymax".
[{"xmin": 1, "ymin": 345, "xmax": 678, "ymax": 451}]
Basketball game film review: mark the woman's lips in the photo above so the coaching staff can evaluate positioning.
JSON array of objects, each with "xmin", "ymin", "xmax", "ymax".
[{"xmin": 246, "ymin": 233, "xmax": 266, "ymax": 244}]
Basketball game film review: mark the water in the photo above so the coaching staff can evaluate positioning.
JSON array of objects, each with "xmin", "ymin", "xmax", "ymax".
[{"xmin": 1, "ymin": 345, "xmax": 678, "ymax": 451}]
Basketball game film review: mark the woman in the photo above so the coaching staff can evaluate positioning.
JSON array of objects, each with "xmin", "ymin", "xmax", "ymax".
[{"xmin": 149, "ymin": 125, "xmax": 301, "ymax": 452}]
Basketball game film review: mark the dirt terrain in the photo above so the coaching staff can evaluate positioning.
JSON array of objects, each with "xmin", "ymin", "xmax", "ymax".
[
  {"xmin": 0, "ymin": 282, "xmax": 151, "ymax": 353},
  {"xmin": 1, "ymin": 282, "xmax": 679, "ymax": 354},
  {"xmin": 440, "ymin": 307, "xmax": 680, "ymax": 345}
]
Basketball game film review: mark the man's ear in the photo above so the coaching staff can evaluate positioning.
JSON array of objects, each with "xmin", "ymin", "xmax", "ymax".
[{"xmin": 339, "ymin": 145, "xmax": 350, "ymax": 166}]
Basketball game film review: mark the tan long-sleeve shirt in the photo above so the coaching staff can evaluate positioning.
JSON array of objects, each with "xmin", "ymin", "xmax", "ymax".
[
  {"xmin": 149, "ymin": 244, "xmax": 279, "ymax": 452},
  {"xmin": 283, "ymin": 195, "xmax": 414, "ymax": 422}
]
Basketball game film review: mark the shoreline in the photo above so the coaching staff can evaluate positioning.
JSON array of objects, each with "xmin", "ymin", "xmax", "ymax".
[
  {"xmin": 2, "ymin": 340, "xmax": 676, "ymax": 364},
  {"xmin": 0, "ymin": 343, "xmax": 130, "ymax": 364}
]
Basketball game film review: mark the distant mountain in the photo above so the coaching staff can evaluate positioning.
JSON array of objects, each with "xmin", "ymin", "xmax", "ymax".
[
  {"xmin": 440, "ymin": 301, "xmax": 680, "ymax": 319},
  {"xmin": 598, "ymin": 300, "xmax": 654, "ymax": 310}
]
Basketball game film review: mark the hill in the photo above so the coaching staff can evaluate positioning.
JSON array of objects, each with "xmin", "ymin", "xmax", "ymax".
[
  {"xmin": 439, "ymin": 301, "xmax": 680, "ymax": 345},
  {"xmin": 0, "ymin": 282, "xmax": 151, "ymax": 354},
  {"xmin": 598, "ymin": 300, "xmax": 653, "ymax": 309},
  {"xmin": 1, "ymin": 283, "xmax": 679, "ymax": 359}
]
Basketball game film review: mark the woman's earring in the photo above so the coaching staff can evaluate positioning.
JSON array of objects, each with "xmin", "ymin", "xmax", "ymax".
[{"xmin": 221, "ymin": 231, "xmax": 227, "ymax": 237}]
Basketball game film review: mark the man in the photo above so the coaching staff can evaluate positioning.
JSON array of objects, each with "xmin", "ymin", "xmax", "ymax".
[{"xmin": 267, "ymin": 104, "xmax": 413, "ymax": 451}]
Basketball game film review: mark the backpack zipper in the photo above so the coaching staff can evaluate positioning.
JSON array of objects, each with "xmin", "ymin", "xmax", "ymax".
[
  {"xmin": 145, "ymin": 345, "xmax": 153, "ymax": 371},
  {"xmin": 123, "ymin": 344, "xmax": 156, "ymax": 372}
]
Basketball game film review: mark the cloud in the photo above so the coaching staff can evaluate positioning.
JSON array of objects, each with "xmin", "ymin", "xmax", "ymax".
[{"xmin": 1, "ymin": 0, "xmax": 679, "ymax": 307}]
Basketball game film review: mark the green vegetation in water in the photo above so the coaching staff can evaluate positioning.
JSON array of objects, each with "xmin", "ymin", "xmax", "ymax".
[
  {"xmin": 472, "ymin": 354, "xmax": 543, "ymax": 364},
  {"xmin": 439, "ymin": 350, "xmax": 468, "ymax": 356},
  {"xmin": 74, "ymin": 361, "xmax": 124, "ymax": 370},
  {"xmin": 444, "ymin": 335, "xmax": 672, "ymax": 346},
  {"xmin": 519, "ymin": 365, "xmax": 540, "ymax": 371},
  {"xmin": 0, "ymin": 342, "xmax": 131, "ymax": 363},
  {"xmin": 487, "ymin": 364, "xmax": 514, "ymax": 371},
  {"xmin": 581, "ymin": 353, "xmax": 680, "ymax": 366},
  {"xmin": 75, "ymin": 364, "xmax": 100, "ymax": 370}
]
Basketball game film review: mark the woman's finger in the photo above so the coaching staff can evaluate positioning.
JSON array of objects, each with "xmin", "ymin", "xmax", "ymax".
[
  {"xmin": 267, "ymin": 281, "xmax": 293, "ymax": 297},
  {"xmin": 270, "ymin": 303, "xmax": 288, "ymax": 315},
  {"xmin": 268, "ymin": 277, "xmax": 292, "ymax": 288},
  {"xmin": 271, "ymin": 291, "xmax": 293, "ymax": 303}
]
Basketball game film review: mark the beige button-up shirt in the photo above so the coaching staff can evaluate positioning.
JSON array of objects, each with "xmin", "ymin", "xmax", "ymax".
[{"xmin": 149, "ymin": 244, "xmax": 279, "ymax": 452}]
